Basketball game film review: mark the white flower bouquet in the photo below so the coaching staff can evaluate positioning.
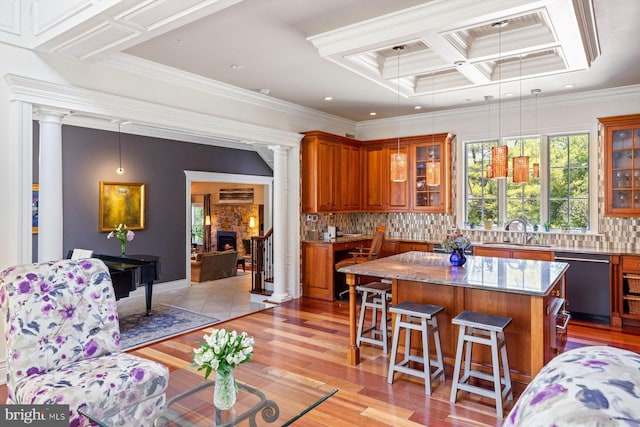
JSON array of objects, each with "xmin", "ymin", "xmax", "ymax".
[{"xmin": 192, "ymin": 329, "xmax": 254, "ymax": 379}]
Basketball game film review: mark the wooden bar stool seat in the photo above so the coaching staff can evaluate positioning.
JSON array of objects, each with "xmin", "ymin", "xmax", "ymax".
[
  {"xmin": 449, "ymin": 310, "xmax": 513, "ymax": 417},
  {"xmin": 387, "ymin": 301, "xmax": 445, "ymax": 395},
  {"xmin": 356, "ymin": 281, "xmax": 393, "ymax": 353}
]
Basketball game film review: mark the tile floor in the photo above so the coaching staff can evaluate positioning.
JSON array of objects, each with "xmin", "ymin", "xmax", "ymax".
[{"xmin": 116, "ymin": 270, "xmax": 272, "ymax": 321}]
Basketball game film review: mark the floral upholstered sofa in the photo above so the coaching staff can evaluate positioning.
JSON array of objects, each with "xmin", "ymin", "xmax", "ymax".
[
  {"xmin": 0, "ymin": 259, "xmax": 169, "ymax": 427},
  {"xmin": 504, "ymin": 345, "xmax": 640, "ymax": 426}
]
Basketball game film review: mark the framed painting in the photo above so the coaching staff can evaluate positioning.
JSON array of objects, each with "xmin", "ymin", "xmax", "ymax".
[
  {"xmin": 99, "ymin": 182, "xmax": 145, "ymax": 232},
  {"xmin": 32, "ymin": 184, "xmax": 39, "ymax": 234}
]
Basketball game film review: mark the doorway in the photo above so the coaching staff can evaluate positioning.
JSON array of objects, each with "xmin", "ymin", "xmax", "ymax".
[{"xmin": 185, "ymin": 171, "xmax": 273, "ymax": 283}]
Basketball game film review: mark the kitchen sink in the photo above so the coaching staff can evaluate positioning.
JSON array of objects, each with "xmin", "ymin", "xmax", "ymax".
[{"xmin": 479, "ymin": 242, "xmax": 553, "ymax": 248}]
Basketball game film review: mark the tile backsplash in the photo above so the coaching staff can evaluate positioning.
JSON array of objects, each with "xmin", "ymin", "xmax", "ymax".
[{"xmin": 301, "ymin": 213, "xmax": 640, "ymax": 253}]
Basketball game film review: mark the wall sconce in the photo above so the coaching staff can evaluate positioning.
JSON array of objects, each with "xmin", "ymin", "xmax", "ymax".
[
  {"xmin": 513, "ymin": 156, "xmax": 529, "ymax": 183},
  {"xmin": 249, "ymin": 216, "xmax": 255, "ymax": 228},
  {"xmin": 205, "ymin": 215, "xmax": 211, "ymax": 226},
  {"xmin": 491, "ymin": 146, "xmax": 508, "ymax": 178}
]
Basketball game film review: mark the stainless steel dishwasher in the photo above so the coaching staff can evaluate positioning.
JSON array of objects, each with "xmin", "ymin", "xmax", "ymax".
[{"xmin": 554, "ymin": 252, "xmax": 611, "ymax": 324}]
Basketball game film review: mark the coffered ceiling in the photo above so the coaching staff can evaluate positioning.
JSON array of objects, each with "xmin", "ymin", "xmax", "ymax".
[{"xmin": 2, "ymin": 0, "xmax": 638, "ymax": 122}]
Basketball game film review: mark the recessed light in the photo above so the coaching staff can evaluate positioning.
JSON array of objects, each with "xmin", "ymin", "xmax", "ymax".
[
  {"xmin": 564, "ymin": 84, "xmax": 575, "ymax": 89},
  {"xmin": 369, "ymin": 112, "xmax": 377, "ymax": 116},
  {"xmin": 505, "ymin": 92, "xmax": 515, "ymax": 97},
  {"xmin": 259, "ymin": 88, "xmax": 270, "ymax": 95},
  {"xmin": 464, "ymin": 98, "xmax": 472, "ymax": 102},
  {"xmin": 324, "ymin": 96, "xmax": 333, "ymax": 101},
  {"xmin": 414, "ymin": 106, "xmax": 422, "ymax": 110},
  {"xmin": 230, "ymin": 64, "xmax": 244, "ymax": 70}
]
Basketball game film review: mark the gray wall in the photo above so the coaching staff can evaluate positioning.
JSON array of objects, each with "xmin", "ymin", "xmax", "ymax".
[{"xmin": 34, "ymin": 123, "xmax": 272, "ymax": 282}]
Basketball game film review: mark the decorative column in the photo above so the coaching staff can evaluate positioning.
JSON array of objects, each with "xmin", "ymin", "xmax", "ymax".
[
  {"xmin": 37, "ymin": 110, "xmax": 66, "ymax": 262},
  {"xmin": 268, "ymin": 145, "xmax": 291, "ymax": 302}
]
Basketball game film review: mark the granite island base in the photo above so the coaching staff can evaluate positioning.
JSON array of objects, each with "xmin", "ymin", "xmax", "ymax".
[{"xmin": 339, "ymin": 251, "xmax": 569, "ymax": 384}]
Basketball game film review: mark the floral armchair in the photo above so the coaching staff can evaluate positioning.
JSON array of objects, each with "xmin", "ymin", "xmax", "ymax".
[{"xmin": 0, "ymin": 259, "xmax": 169, "ymax": 426}]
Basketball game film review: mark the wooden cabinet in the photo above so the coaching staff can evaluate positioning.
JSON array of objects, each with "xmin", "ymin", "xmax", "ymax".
[
  {"xmin": 361, "ymin": 143, "xmax": 386, "ymax": 211},
  {"xmin": 599, "ymin": 114, "xmax": 640, "ymax": 216},
  {"xmin": 620, "ymin": 255, "xmax": 640, "ymax": 320},
  {"xmin": 397, "ymin": 242, "xmax": 432, "ymax": 253},
  {"xmin": 410, "ymin": 133, "xmax": 454, "ymax": 213},
  {"xmin": 341, "ymin": 144, "xmax": 361, "ymax": 210},
  {"xmin": 301, "ymin": 131, "xmax": 360, "ymax": 213},
  {"xmin": 301, "ymin": 130, "xmax": 452, "ymax": 214},
  {"xmin": 361, "ymin": 141, "xmax": 410, "ymax": 211},
  {"xmin": 474, "ymin": 246, "xmax": 554, "ymax": 261},
  {"xmin": 302, "ymin": 239, "xmax": 369, "ymax": 301}
]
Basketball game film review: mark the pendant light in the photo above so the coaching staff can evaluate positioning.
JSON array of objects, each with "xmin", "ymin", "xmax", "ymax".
[
  {"xmin": 426, "ymin": 72, "xmax": 440, "ymax": 186},
  {"xmin": 485, "ymin": 95, "xmax": 494, "ymax": 178},
  {"xmin": 390, "ymin": 45, "xmax": 407, "ymax": 182},
  {"xmin": 116, "ymin": 122, "xmax": 125, "ymax": 175},
  {"xmin": 513, "ymin": 54, "xmax": 529, "ymax": 183},
  {"xmin": 490, "ymin": 21, "xmax": 508, "ymax": 178},
  {"xmin": 531, "ymin": 88, "xmax": 541, "ymax": 178}
]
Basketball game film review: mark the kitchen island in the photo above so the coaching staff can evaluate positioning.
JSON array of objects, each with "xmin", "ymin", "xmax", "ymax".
[{"xmin": 338, "ymin": 251, "xmax": 569, "ymax": 383}]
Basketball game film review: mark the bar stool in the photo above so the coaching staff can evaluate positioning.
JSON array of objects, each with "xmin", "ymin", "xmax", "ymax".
[
  {"xmin": 356, "ymin": 281, "xmax": 393, "ymax": 353},
  {"xmin": 449, "ymin": 311, "xmax": 513, "ymax": 417},
  {"xmin": 387, "ymin": 301, "xmax": 445, "ymax": 395}
]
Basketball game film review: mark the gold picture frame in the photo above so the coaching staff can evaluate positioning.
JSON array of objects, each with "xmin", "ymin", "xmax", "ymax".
[
  {"xmin": 99, "ymin": 182, "xmax": 145, "ymax": 232},
  {"xmin": 32, "ymin": 184, "xmax": 39, "ymax": 234}
]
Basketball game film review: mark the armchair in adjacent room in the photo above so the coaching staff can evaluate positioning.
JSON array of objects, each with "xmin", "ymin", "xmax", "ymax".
[{"xmin": 0, "ymin": 258, "xmax": 169, "ymax": 427}]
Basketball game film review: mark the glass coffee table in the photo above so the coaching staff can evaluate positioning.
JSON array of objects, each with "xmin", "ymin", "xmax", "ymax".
[{"xmin": 79, "ymin": 363, "xmax": 337, "ymax": 426}]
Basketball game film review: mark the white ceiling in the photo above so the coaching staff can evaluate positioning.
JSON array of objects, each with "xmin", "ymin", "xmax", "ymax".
[
  {"xmin": 4, "ymin": 0, "xmax": 638, "ymax": 123},
  {"xmin": 120, "ymin": 0, "xmax": 638, "ymax": 121}
]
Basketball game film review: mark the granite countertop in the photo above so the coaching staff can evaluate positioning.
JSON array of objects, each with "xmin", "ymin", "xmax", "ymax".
[{"xmin": 337, "ymin": 251, "xmax": 569, "ymax": 297}]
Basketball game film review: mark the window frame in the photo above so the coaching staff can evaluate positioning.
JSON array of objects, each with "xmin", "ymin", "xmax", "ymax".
[{"xmin": 463, "ymin": 131, "xmax": 590, "ymax": 231}]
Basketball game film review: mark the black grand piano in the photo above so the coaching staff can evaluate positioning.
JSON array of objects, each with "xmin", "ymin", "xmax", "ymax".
[{"xmin": 67, "ymin": 251, "xmax": 160, "ymax": 316}]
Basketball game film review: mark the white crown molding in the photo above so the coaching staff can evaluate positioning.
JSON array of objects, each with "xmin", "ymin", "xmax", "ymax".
[
  {"xmin": 4, "ymin": 73, "xmax": 303, "ymax": 148},
  {"xmin": 98, "ymin": 53, "xmax": 355, "ymax": 128},
  {"xmin": 356, "ymin": 84, "xmax": 640, "ymax": 132}
]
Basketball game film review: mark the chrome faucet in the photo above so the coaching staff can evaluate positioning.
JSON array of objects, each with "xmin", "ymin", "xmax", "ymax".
[{"xmin": 504, "ymin": 215, "xmax": 533, "ymax": 232}]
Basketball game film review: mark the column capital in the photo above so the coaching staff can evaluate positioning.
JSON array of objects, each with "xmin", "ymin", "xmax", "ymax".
[
  {"xmin": 34, "ymin": 108, "xmax": 69, "ymax": 124},
  {"xmin": 268, "ymin": 145, "xmax": 289, "ymax": 154}
]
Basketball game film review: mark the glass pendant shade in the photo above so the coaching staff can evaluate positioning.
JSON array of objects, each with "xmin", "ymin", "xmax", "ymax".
[
  {"xmin": 426, "ymin": 161, "xmax": 440, "ymax": 186},
  {"xmin": 390, "ymin": 152, "xmax": 408, "ymax": 182},
  {"xmin": 533, "ymin": 163, "xmax": 540, "ymax": 178},
  {"xmin": 491, "ymin": 146, "xmax": 508, "ymax": 178},
  {"xmin": 513, "ymin": 156, "xmax": 530, "ymax": 183}
]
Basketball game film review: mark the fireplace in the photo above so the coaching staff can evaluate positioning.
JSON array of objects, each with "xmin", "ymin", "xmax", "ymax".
[{"xmin": 217, "ymin": 231, "xmax": 237, "ymax": 251}]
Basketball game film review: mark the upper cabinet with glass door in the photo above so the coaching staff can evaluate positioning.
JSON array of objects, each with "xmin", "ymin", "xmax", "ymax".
[
  {"xmin": 410, "ymin": 133, "xmax": 454, "ymax": 213},
  {"xmin": 600, "ymin": 114, "xmax": 640, "ymax": 216}
]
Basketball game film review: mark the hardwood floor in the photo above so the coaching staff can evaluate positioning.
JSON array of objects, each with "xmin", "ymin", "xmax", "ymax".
[{"xmin": 2, "ymin": 298, "xmax": 640, "ymax": 425}]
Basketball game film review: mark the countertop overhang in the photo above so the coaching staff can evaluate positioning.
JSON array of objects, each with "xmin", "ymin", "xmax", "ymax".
[{"xmin": 337, "ymin": 251, "xmax": 569, "ymax": 297}]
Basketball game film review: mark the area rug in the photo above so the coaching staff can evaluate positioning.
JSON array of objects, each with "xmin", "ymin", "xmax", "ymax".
[{"xmin": 119, "ymin": 304, "xmax": 220, "ymax": 351}]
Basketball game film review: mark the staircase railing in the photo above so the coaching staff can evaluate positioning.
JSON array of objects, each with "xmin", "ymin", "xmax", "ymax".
[{"xmin": 250, "ymin": 228, "xmax": 273, "ymax": 295}]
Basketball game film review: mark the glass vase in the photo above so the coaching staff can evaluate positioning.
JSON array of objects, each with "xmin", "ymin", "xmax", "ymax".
[
  {"xmin": 120, "ymin": 241, "xmax": 126, "ymax": 256},
  {"xmin": 449, "ymin": 249, "xmax": 467, "ymax": 267},
  {"xmin": 213, "ymin": 369, "xmax": 236, "ymax": 410}
]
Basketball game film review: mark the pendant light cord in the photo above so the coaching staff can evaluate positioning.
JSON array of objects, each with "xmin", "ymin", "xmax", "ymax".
[
  {"xmin": 118, "ymin": 123, "xmax": 123, "ymax": 170},
  {"xmin": 395, "ymin": 46, "xmax": 403, "ymax": 154}
]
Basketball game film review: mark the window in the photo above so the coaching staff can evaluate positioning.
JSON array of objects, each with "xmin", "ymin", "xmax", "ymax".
[
  {"xmin": 464, "ymin": 132, "xmax": 589, "ymax": 230},
  {"xmin": 191, "ymin": 202, "xmax": 204, "ymax": 244},
  {"xmin": 465, "ymin": 140, "xmax": 498, "ymax": 225},
  {"xmin": 549, "ymin": 133, "xmax": 589, "ymax": 229}
]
